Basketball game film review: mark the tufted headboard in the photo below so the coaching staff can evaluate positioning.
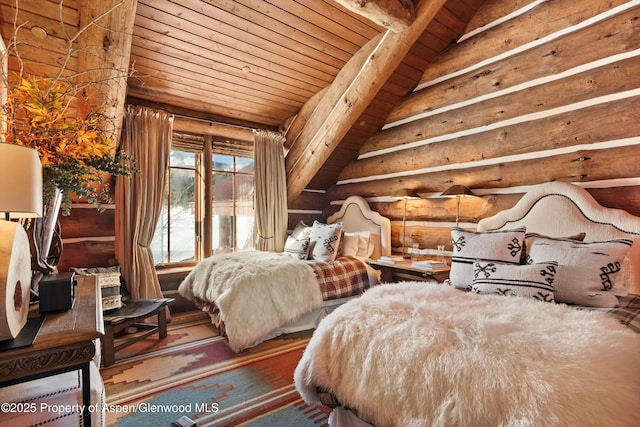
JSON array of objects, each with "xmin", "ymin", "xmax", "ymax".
[
  {"xmin": 328, "ymin": 195, "xmax": 391, "ymax": 260},
  {"xmin": 477, "ymin": 182, "xmax": 640, "ymax": 294}
]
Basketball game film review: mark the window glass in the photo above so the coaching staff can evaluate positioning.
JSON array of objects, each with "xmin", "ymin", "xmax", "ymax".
[
  {"xmin": 168, "ymin": 167, "xmax": 196, "ymax": 262},
  {"xmin": 152, "ymin": 148, "xmax": 254, "ymax": 266},
  {"xmin": 236, "ymin": 156, "xmax": 254, "ymax": 173},
  {"xmin": 171, "ymin": 150, "xmax": 195, "ymax": 167},
  {"xmin": 213, "ymin": 154, "xmax": 234, "ymax": 172},
  {"xmin": 151, "ymin": 150, "xmax": 196, "ymax": 264},
  {"xmin": 212, "ymin": 171, "xmax": 234, "ymax": 252}
]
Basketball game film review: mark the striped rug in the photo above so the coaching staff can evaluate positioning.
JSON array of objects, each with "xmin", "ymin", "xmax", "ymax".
[{"xmin": 101, "ymin": 314, "xmax": 330, "ymax": 426}]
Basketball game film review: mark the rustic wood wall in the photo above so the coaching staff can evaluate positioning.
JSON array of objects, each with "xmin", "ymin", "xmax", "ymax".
[
  {"xmin": 0, "ymin": 0, "xmax": 136, "ymax": 273},
  {"xmin": 6, "ymin": 0, "xmax": 640, "ymax": 270},
  {"xmin": 58, "ymin": 203, "xmax": 118, "ymax": 272},
  {"xmin": 304, "ymin": 0, "xmax": 640, "ymax": 255}
]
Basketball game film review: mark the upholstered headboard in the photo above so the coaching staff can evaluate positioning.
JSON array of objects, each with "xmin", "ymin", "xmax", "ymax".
[
  {"xmin": 327, "ymin": 195, "xmax": 391, "ymax": 260},
  {"xmin": 478, "ymin": 182, "xmax": 640, "ymax": 294}
]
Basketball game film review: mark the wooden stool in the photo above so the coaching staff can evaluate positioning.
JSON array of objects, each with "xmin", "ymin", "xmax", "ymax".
[{"xmin": 102, "ymin": 298, "xmax": 174, "ymax": 367}]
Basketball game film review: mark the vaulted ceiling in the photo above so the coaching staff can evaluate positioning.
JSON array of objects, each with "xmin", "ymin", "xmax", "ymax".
[
  {"xmin": 128, "ymin": 0, "xmax": 383, "ymax": 129},
  {"xmin": 125, "ymin": 0, "xmax": 488, "ymax": 195}
]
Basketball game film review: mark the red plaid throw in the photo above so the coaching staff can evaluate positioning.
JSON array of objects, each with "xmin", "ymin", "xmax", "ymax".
[{"xmin": 307, "ymin": 256, "xmax": 372, "ymax": 300}]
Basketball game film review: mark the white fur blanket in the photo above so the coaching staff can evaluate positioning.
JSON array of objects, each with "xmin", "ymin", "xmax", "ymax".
[
  {"xmin": 295, "ymin": 282, "xmax": 640, "ymax": 427},
  {"xmin": 178, "ymin": 251, "xmax": 322, "ymax": 352}
]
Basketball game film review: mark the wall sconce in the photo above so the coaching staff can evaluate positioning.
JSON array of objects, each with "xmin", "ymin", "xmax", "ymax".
[
  {"xmin": 0, "ymin": 144, "xmax": 42, "ymax": 340},
  {"xmin": 441, "ymin": 185, "xmax": 475, "ymax": 227},
  {"xmin": 392, "ymin": 189, "xmax": 420, "ymax": 259}
]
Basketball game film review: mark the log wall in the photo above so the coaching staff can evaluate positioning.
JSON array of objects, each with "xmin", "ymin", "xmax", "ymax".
[
  {"xmin": 58, "ymin": 203, "xmax": 117, "ymax": 272},
  {"xmin": 321, "ymin": 0, "xmax": 640, "ymax": 255},
  {"xmin": 0, "ymin": 0, "xmax": 137, "ymax": 276}
]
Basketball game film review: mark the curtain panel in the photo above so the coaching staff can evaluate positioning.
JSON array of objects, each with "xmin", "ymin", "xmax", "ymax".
[
  {"xmin": 254, "ymin": 130, "xmax": 287, "ymax": 252},
  {"xmin": 115, "ymin": 105, "xmax": 173, "ymax": 301}
]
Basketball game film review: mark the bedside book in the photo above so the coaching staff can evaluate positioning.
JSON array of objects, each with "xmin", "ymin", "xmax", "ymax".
[
  {"xmin": 411, "ymin": 260, "xmax": 448, "ymax": 270},
  {"xmin": 378, "ymin": 255, "xmax": 405, "ymax": 264}
]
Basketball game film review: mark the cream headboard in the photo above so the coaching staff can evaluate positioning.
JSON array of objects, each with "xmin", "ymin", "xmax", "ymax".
[
  {"xmin": 327, "ymin": 195, "xmax": 391, "ymax": 260},
  {"xmin": 478, "ymin": 182, "xmax": 640, "ymax": 294}
]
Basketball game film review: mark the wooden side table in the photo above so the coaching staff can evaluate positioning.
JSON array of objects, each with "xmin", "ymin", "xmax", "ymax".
[
  {"xmin": 0, "ymin": 275, "xmax": 103, "ymax": 426},
  {"xmin": 102, "ymin": 298, "xmax": 174, "ymax": 367},
  {"xmin": 368, "ymin": 259, "xmax": 450, "ymax": 283}
]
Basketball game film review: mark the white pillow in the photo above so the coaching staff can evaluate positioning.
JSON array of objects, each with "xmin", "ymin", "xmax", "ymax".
[
  {"xmin": 472, "ymin": 261, "xmax": 557, "ymax": 302},
  {"xmin": 340, "ymin": 233, "xmax": 361, "ymax": 257},
  {"xmin": 309, "ymin": 221, "xmax": 343, "ymax": 262},
  {"xmin": 342, "ymin": 231, "xmax": 372, "ymax": 258},
  {"xmin": 283, "ymin": 235, "xmax": 310, "ymax": 260},
  {"xmin": 525, "ymin": 233, "xmax": 632, "ymax": 308},
  {"xmin": 450, "ymin": 227, "xmax": 526, "ymax": 290}
]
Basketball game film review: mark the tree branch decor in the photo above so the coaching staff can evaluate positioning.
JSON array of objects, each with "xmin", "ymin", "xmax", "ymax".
[
  {"xmin": 0, "ymin": 0, "xmax": 138, "ymax": 286},
  {"xmin": 0, "ymin": 0, "xmax": 139, "ymax": 215}
]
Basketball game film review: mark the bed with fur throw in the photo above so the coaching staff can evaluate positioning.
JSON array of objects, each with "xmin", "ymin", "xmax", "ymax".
[
  {"xmin": 179, "ymin": 251, "xmax": 323, "ymax": 352},
  {"xmin": 294, "ymin": 282, "xmax": 640, "ymax": 427}
]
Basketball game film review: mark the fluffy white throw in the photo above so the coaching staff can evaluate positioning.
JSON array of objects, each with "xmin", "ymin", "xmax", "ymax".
[
  {"xmin": 179, "ymin": 251, "xmax": 322, "ymax": 352},
  {"xmin": 295, "ymin": 282, "xmax": 640, "ymax": 427}
]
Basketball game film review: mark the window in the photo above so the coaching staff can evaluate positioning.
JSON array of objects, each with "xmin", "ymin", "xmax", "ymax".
[
  {"xmin": 151, "ymin": 137, "xmax": 255, "ymax": 266},
  {"xmin": 211, "ymin": 154, "xmax": 255, "ymax": 253}
]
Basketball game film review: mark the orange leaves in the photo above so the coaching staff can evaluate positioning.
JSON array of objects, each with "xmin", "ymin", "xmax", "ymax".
[
  {"xmin": 1, "ymin": 75, "xmax": 136, "ymax": 213},
  {"xmin": 3, "ymin": 76, "xmax": 112, "ymax": 167}
]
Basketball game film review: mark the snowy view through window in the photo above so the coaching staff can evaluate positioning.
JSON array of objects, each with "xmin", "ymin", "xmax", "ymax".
[{"xmin": 151, "ymin": 150, "xmax": 254, "ymax": 265}]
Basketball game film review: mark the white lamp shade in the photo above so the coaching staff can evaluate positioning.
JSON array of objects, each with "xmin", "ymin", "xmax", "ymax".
[{"xmin": 0, "ymin": 143, "xmax": 43, "ymax": 218}]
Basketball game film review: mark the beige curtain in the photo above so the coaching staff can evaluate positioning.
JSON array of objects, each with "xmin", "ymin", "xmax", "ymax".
[
  {"xmin": 254, "ymin": 130, "xmax": 287, "ymax": 251},
  {"xmin": 115, "ymin": 105, "xmax": 173, "ymax": 300}
]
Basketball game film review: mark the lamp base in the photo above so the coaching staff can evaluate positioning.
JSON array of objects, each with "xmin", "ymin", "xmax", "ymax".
[
  {"xmin": 0, "ymin": 220, "xmax": 32, "ymax": 341},
  {"xmin": 0, "ymin": 316, "xmax": 44, "ymax": 350}
]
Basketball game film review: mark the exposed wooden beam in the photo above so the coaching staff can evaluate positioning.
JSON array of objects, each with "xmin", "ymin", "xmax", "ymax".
[
  {"xmin": 126, "ymin": 95, "xmax": 278, "ymax": 132},
  {"xmin": 283, "ymin": 87, "xmax": 327, "ymax": 151},
  {"xmin": 333, "ymin": 0, "xmax": 416, "ymax": 32},
  {"xmin": 77, "ymin": 0, "xmax": 138, "ymax": 149},
  {"xmin": 172, "ymin": 117, "xmax": 255, "ymax": 143},
  {"xmin": 285, "ymin": 0, "xmax": 447, "ymax": 205}
]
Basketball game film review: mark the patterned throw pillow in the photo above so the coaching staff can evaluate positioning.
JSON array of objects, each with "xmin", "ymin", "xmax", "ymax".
[
  {"xmin": 449, "ymin": 227, "xmax": 526, "ymax": 290},
  {"xmin": 283, "ymin": 235, "xmax": 311, "ymax": 260},
  {"xmin": 309, "ymin": 221, "xmax": 343, "ymax": 262},
  {"xmin": 472, "ymin": 261, "xmax": 558, "ymax": 302},
  {"xmin": 525, "ymin": 233, "xmax": 632, "ymax": 308},
  {"xmin": 70, "ymin": 265, "xmax": 124, "ymax": 312}
]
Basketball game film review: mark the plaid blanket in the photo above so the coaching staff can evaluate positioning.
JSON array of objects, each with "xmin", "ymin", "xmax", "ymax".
[
  {"xmin": 307, "ymin": 256, "xmax": 372, "ymax": 300},
  {"xmin": 593, "ymin": 294, "xmax": 640, "ymax": 333}
]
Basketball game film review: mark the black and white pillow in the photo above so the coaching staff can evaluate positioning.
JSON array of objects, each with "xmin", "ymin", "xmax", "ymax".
[
  {"xmin": 70, "ymin": 265, "xmax": 124, "ymax": 312},
  {"xmin": 283, "ymin": 235, "xmax": 311, "ymax": 260},
  {"xmin": 525, "ymin": 233, "xmax": 632, "ymax": 308},
  {"xmin": 309, "ymin": 221, "xmax": 343, "ymax": 262},
  {"xmin": 472, "ymin": 261, "xmax": 558, "ymax": 302},
  {"xmin": 449, "ymin": 227, "xmax": 526, "ymax": 290}
]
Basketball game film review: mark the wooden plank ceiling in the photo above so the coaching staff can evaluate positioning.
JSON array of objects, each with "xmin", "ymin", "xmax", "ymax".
[{"xmin": 126, "ymin": 0, "xmax": 486, "ymax": 193}]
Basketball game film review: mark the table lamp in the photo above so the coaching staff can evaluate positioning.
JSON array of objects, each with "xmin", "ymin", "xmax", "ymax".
[
  {"xmin": 0, "ymin": 143, "xmax": 42, "ymax": 340},
  {"xmin": 441, "ymin": 185, "xmax": 474, "ymax": 227},
  {"xmin": 392, "ymin": 188, "xmax": 420, "ymax": 259}
]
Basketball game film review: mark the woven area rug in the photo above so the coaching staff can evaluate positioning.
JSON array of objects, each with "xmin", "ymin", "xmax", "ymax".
[{"xmin": 101, "ymin": 315, "xmax": 330, "ymax": 426}]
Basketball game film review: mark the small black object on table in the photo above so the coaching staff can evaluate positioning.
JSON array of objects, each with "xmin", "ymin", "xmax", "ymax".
[{"xmin": 102, "ymin": 298, "xmax": 174, "ymax": 367}]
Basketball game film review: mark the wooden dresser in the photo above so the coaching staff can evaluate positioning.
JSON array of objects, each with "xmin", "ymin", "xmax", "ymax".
[{"xmin": 0, "ymin": 275, "xmax": 104, "ymax": 426}]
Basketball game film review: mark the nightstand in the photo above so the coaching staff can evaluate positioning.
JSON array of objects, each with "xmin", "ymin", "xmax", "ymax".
[{"xmin": 367, "ymin": 259, "xmax": 450, "ymax": 283}]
